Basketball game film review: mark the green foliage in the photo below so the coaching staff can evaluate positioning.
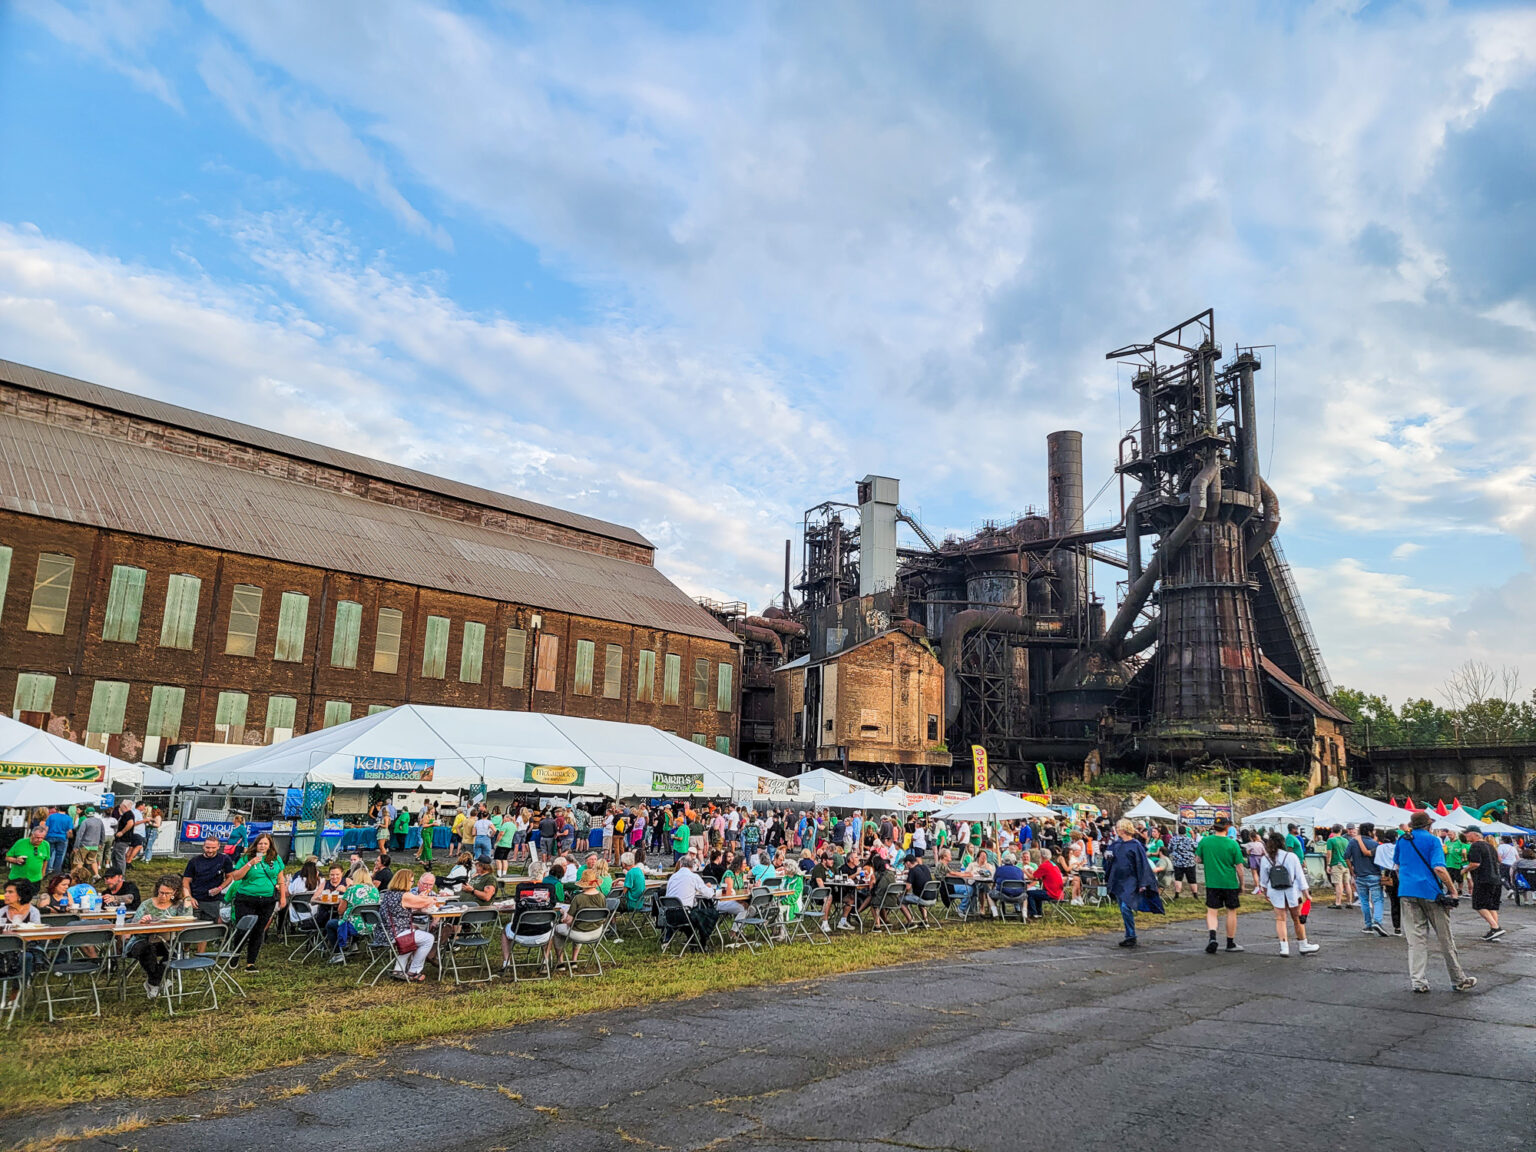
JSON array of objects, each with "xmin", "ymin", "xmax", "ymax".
[{"xmin": 1334, "ymin": 677, "xmax": 1536, "ymax": 748}]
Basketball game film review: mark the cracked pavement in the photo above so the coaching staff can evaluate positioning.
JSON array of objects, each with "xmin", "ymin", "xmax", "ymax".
[{"xmin": 6, "ymin": 906, "xmax": 1533, "ymax": 1151}]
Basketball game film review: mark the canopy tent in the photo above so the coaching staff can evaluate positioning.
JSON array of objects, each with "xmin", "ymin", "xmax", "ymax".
[
  {"xmin": 1241, "ymin": 787, "xmax": 1406, "ymax": 831},
  {"xmin": 818, "ymin": 788, "xmax": 906, "ymax": 811},
  {"xmin": 1475, "ymin": 819, "xmax": 1536, "ymax": 836},
  {"xmin": 933, "ymin": 789, "xmax": 1056, "ymax": 821},
  {"xmin": 170, "ymin": 705, "xmax": 784, "ymax": 798},
  {"xmin": 0, "ymin": 714, "xmax": 137, "ymax": 794},
  {"xmin": 1125, "ymin": 795, "xmax": 1178, "ymax": 821},
  {"xmin": 877, "ymin": 786, "xmax": 945, "ymax": 812},
  {"xmin": 0, "ymin": 774, "xmax": 104, "ymax": 810},
  {"xmin": 789, "ymin": 768, "xmax": 864, "ymax": 798},
  {"xmin": 1191, "ymin": 795, "xmax": 1214, "ymax": 807},
  {"xmin": 1431, "ymin": 808, "xmax": 1483, "ymax": 832}
]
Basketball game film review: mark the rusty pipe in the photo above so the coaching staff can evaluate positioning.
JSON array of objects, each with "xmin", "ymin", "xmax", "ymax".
[
  {"xmin": 939, "ymin": 610, "xmax": 1040, "ymax": 726},
  {"xmin": 748, "ymin": 615, "xmax": 804, "ymax": 637},
  {"xmin": 1244, "ymin": 476, "xmax": 1280, "ymax": 565},
  {"xmin": 733, "ymin": 623, "xmax": 782, "ymax": 658}
]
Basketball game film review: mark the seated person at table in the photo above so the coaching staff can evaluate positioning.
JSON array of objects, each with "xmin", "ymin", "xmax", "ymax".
[
  {"xmin": 444, "ymin": 853, "xmax": 473, "ymax": 889},
  {"xmin": 287, "ymin": 860, "xmax": 321, "ymax": 927},
  {"xmin": 860, "ymin": 857, "xmax": 899, "ymax": 929},
  {"xmin": 798, "ymin": 848, "xmax": 815, "ymax": 874},
  {"xmin": 309, "ymin": 864, "xmax": 347, "ymax": 931},
  {"xmin": 35, "ymin": 873, "xmax": 70, "ymax": 914},
  {"xmin": 553, "ymin": 869, "xmax": 609, "ymax": 962},
  {"xmin": 4, "ymin": 878, "xmax": 40, "ymax": 925},
  {"xmin": 716, "ymin": 861, "xmax": 751, "ymax": 936},
  {"xmin": 128, "ymin": 875, "xmax": 192, "ymax": 999},
  {"xmin": 576, "ymin": 853, "xmax": 614, "ymax": 896},
  {"xmin": 100, "ymin": 867, "xmax": 141, "ymax": 912},
  {"xmin": 372, "ymin": 870, "xmax": 436, "ymax": 982},
  {"xmin": 619, "ymin": 853, "xmax": 649, "ymax": 912},
  {"xmin": 1026, "ymin": 850, "xmax": 1066, "ymax": 919},
  {"xmin": 324, "ymin": 867, "xmax": 379, "ymax": 962},
  {"xmin": 66, "ymin": 867, "xmax": 100, "ymax": 910},
  {"xmin": 462, "ymin": 860, "xmax": 499, "ymax": 906},
  {"xmin": 372, "ymin": 853, "xmax": 394, "ymax": 888},
  {"xmin": 700, "ymin": 849, "xmax": 726, "ymax": 885},
  {"xmin": 750, "ymin": 851, "xmax": 779, "ymax": 888},
  {"xmin": 901, "ymin": 850, "xmax": 936, "ymax": 926},
  {"xmin": 992, "ymin": 853, "xmax": 1027, "ymax": 919},
  {"xmin": 936, "ymin": 849, "xmax": 976, "ymax": 915}
]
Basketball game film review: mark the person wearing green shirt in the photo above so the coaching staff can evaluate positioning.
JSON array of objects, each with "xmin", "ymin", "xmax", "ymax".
[
  {"xmin": 622, "ymin": 859, "xmax": 648, "ymax": 911},
  {"xmin": 1445, "ymin": 835, "xmax": 1469, "ymax": 895},
  {"xmin": 671, "ymin": 819, "xmax": 690, "ymax": 864},
  {"xmin": 1195, "ymin": 817, "xmax": 1249, "ymax": 953},
  {"xmin": 391, "ymin": 807, "xmax": 411, "ymax": 852},
  {"xmin": 417, "ymin": 805, "xmax": 437, "ymax": 867},
  {"xmin": 1325, "ymin": 826, "xmax": 1351, "ymax": 908},
  {"xmin": 494, "ymin": 815, "xmax": 517, "ymax": 878},
  {"xmin": 221, "ymin": 832, "xmax": 287, "ymax": 971},
  {"xmin": 5, "ymin": 826, "xmax": 49, "ymax": 884}
]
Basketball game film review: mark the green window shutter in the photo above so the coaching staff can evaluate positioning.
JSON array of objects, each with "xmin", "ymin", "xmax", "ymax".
[
  {"xmin": 460, "ymin": 621, "xmax": 486, "ymax": 684},
  {"xmin": 331, "ymin": 600, "xmax": 362, "ymax": 668},
  {"xmin": 159, "ymin": 573, "xmax": 201, "ymax": 649},
  {"xmin": 603, "ymin": 644, "xmax": 623, "ymax": 699},
  {"xmin": 716, "ymin": 662, "xmax": 733, "ymax": 712},
  {"xmin": 13, "ymin": 673, "xmax": 56, "ymax": 714},
  {"xmin": 573, "ymin": 639, "xmax": 595, "ymax": 695},
  {"xmin": 502, "ymin": 627, "xmax": 527, "ymax": 688},
  {"xmin": 86, "ymin": 680, "xmax": 129, "ymax": 735},
  {"xmin": 322, "ymin": 700, "xmax": 352, "ymax": 728},
  {"xmin": 691, "ymin": 732, "xmax": 708, "ymax": 746},
  {"xmin": 663, "ymin": 654, "xmax": 681, "ymax": 705},
  {"xmin": 692, "ymin": 658, "xmax": 709, "ymax": 708},
  {"xmin": 421, "ymin": 615, "xmax": 449, "ymax": 678},
  {"xmin": 368, "ymin": 704, "xmax": 390, "ymax": 716},
  {"xmin": 215, "ymin": 691, "xmax": 249, "ymax": 728},
  {"xmin": 715, "ymin": 735, "xmax": 730, "ymax": 756},
  {"xmin": 265, "ymin": 695, "xmax": 297, "ymax": 735},
  {"xmin": 145, "ymin": 686, "xmax": 185, "ymax": 741},
  {"xmin": 373, "ymin": 608, "xmax": 403, "ymax": 673},
  {"xmin": 273, "ymin": 592, "xmax": 310, "ymax": 662},
  {"xmin": 226, "ymin": 585, "xmax": 262, "ymax": 656},
  {"xmin": 101, "ymin": 565, "xmax": 147, "ymax": 643},
  {"xmin": 0, "ymin": 544, "xmax": 12, "ymax": 624},
  {"xmin": 26, "ymin": 553, "xmax": 75, "ymax": 635},
  {"xmin": 635, "ymin": 650, "xmax": 655, "ymax": 702}
]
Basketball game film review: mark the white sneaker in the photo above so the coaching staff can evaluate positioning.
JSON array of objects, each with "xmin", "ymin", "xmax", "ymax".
[
  {"xmin": 1278, "ymin": 942, "xmax": 1290, "ymax": 956},
  {"xmin": 145, "ymin": 981, "xmax": 160, "ymax": 1000},
  {"xmin": 819, "ymin": 921, "xmax": 830, "ymax": 934},
  {"xmin": 1298, "ymin": 941, "xmax": 1320, "ymax": 954},
  {"xmin": 837, "ymin": 919, "xmax": 851, "ymax": 930},
  {"xmin": 1070, "ymin": 898, "xmax": 1084, "ymax": 906}
]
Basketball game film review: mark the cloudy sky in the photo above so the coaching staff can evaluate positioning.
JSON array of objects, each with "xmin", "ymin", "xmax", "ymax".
[{"xmin": 2, "ymin": 0, "xmax": 1534, "ymax": 702}]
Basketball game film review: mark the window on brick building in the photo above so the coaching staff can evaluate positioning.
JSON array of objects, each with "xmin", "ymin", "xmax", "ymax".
[
  {"xmin": 0, "ymin": 544, "xmax": 12, "ymax": 624},
  {"xmin": 460, "ymin": 621, "xmax": 486, "ymax": 684},
  {"xmin": 716, "ymin": 662, "xmax": 733, "ymax": 712},
  {"xmin": 373, "ymin": 608, "xmax": 403, "ymax": 673},
  {"xmin": 794, "ymin": 710, "xmax": 804, "ymax": 742},
  {"xmin": 215, "ymin": 691, "xmax": 248, "ymax": 744},
  {"xmin": 13, "ymin": 672, "xmax": 56, "ymax": 725},
  {"xmin": 265, "ymin": 695, "xmax": 297, "ymax": 743},
  {"xmin": 714, "ymin": 735, "xmax": 730, "ymax": 756},
  {"xmin": 662, "ymin": 653, "xmax": 681, "ymax": 705},
  {"xmin": 502, "ymin": 627, "xmax": 528, "ymax": 688},
  {"xmin": 26, "ymin": 553, "xmax": 74, "ymax": 635},
  {"xmin": 603, "ymin": 644, "xmax": 623, "ymax": 699},
  {"xmin": 159, "ymin": 573, "xmax": 201, "ymax": 650},
  {"xmin": 635, "ymin": 649, "xmax": 656, "ymax": 702},
  {"xmin": 274, "ymin": 592, "xmax": 310, "ymax": 662},
  {"xmin": 101, "ymin": 564, "xmax": 147, "ymax": 643},
  {"xmin": 573, "ymin": 639, "xmax": 595, "ymax": 695},
  {"xmin": 534, "ymin": 634, "xmax": 559, "ymax": 693},
  {"xmin": 331, "ymin": 600, "xmax": 362, "ymax": 668},
  {"xmin": 421, "ymin": 615, "xmax": 450, "ymax": 678},
  {"xmin": 927, "ymin": 715, "xmax": 939, "ymax": 742},
  {"xmin": 143, "ymin": 686, "xmax": 185, "ymax": 763},
  {"xmin": 84, "ymin": 680, "xmax": 128, "ymax": 753},
  {"xmin": 691, "ymin": 732, "xmax": 708, "ymax": 746},
  {"xmin": 692, "ymin": 658, "xmax": 710, "ymax": 708},
  {"xmin": 323, "ymin": 700, "xmax": 352, "ymax": 728},
  {"xmin": 225, "ymin": 585, "xmax": 262, "ymax": 656}
]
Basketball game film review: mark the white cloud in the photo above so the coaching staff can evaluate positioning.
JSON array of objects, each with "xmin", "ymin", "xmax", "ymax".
[
  {"xmin": 16, "ymin": 0, "xmax": 181, "ymax": 108},
  {"xmin": 1391, "ymin": 542, "xmax": 1424, "ymax": 561}
]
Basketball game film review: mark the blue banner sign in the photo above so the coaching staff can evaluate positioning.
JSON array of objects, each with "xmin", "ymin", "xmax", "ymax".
[{"xmin": 352, "ymin": 756, "xmax": 435, "ymax": 781}]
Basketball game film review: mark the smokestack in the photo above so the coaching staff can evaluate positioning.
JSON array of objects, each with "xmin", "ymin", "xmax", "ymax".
[
  {"xmin": 857, "ymin": 475, "xmax": 899, "ymax": 597},
  {"xmin": 783, "ymin": 539, "xmax": 792, "ymax": 609},
  {"xmin": 1047, "ymin": 431, "xmax": 1085, "ymax": 614}
]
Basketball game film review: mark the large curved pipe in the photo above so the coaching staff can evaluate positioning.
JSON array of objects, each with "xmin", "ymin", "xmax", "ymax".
[
  {"xmin": 940, "ymin": 610, "xmax": 1040, "ymax": 725},
  {"xmin": 733, "ymin": 622, "xmax": 782, "ymax": 658},
  {"xmin": 748, "ymin": 615, "xmax": 804, "ymax": 637},
  {"xmin": 1125, "ymin": 491, "xmax": 1144, "ymax": 585},
  {"xmin": 1098, "ymin": 456, "xmax": 1222, "ymax": 659},
  {"xmin": 1244, "ymin": 476, "xmax": 1280, "ymax": 564}
]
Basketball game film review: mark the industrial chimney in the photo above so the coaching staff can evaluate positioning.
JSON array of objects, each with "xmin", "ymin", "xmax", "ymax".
[
  {"xmin": 1046, "ymin": 431, "xmax": 1086, "ymax": 614},
  {"xmin": 857, "ymin": 475, "xmax": 899, "ymax": 597}
]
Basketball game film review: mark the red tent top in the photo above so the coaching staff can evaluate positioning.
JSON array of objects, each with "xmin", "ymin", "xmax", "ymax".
[
  {"xmin": 1389, "ymin": 797, "xmax": 1400, "ymax": 807},
  {"xmin": 1435, "ymin": 799, "xmax": 1449, "ymax": 816},
  {"xmin": 1452, "ymin": 797, "xmax": 1462, "ymax": 809}
]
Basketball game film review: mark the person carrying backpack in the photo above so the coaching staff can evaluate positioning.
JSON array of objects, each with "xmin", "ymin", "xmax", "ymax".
[{"xmin": 1257, "ymin": 831, "xmax": 1319, "ymax": 957}]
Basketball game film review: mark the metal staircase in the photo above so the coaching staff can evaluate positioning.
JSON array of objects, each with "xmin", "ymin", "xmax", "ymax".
[{"xmin": 1248, "ymin": 538, "xmax": 1333, "ymax": 698}]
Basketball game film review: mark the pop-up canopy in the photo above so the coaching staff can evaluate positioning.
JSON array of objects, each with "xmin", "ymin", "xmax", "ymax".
[
  {"xmin": 0, "ymin": 774, "xmax": 104, "ymax": 809},
  {"xmin": 1125, "ymin": 795, "xmax": 1178, "ymax": 821},
  {"xmin": 171, "ymin": 705, "xmax": 783, "ymax": 799},
  {"xmin": 0, "ymin": 714, "xmax": 136, "ymax": 793},
  {"xmin": 790, "ymin": 767, "xmax": 864, "ymax": 798},
  {"xmin": 933, "ymin": 789, "xmax": 1056, "ymax": 821},
  {"xmin": 1241, "ymin": 787, "xmax": 1406, "ymax": 830}
]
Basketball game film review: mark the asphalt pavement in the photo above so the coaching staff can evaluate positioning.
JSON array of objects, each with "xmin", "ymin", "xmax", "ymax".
[{"xmin": 8, "ymin": 902, "xmax": 1533, "ymax": 1151}]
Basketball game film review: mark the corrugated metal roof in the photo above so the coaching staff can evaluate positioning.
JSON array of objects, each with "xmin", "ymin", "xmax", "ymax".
[
  {"xmin": 0, "ymin": 413, "xmax": 738, "ymax": 644},
  {"xmin": 0, "ymin": 358, "xmax": 651, "ymax": 550},
  {"xmin": 1262, "ymin": 657, "xmax": 1351, "ymax": 725}
]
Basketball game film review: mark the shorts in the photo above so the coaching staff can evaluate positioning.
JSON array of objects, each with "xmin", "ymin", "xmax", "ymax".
[
  {"xmin": 494, "ymin": 845, "xmax": 512, "ymax": 861},
  {"xmin": 1328, "ymin": 864, "xmax": 1348, "ymax": 889},
  {"xmin": 1204, "ymin": 887, "xmax": 1242, "ymax": 911},
  {"xmin": 1471, "ymin": 885, "xmax": 1502, "ymax": 911},
  {"xmin": 1446, "ymin": 866, "xmax": 1463, "ymax": 884},
  {"xmin": 1174, "ymin": 866, "xmax": 1197, "ymax": 883}
]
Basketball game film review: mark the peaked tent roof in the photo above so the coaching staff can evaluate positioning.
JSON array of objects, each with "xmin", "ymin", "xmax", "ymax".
[
  {"xmin": 933, "ymin": 789, "xmax": 1056, "ymax": 820},
  {"xmin": 789, "ymin": 767, "xmax": 864, "ymax": 797},
  {"xmin": 1240, "ymin": 787, "xmax": 1404, "ymax": 829},
  {"xmin": 1125, "ymin": 795, "xmax": 1178, "ymax": 821},
  {"xmin": 0, "ymin": 714, "xmax": 138, "ymax": 791}
]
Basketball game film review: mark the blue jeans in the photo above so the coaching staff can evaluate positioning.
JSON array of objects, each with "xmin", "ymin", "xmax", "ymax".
[
  {"xmin": 1358, "ymin": 874, "xmax": 1383, "ymax": 927},
  {"xmin": 951, "ymin": 883, "xmax": 973, "ymax": 914},
  {"xmin": 473, "ymin": 835, "xmax": 493, "ymax": 863},
  {"xmin": 1119, "ymin": 900, "xmax": 1137, "ymax": 939},
  {"xmin": 47, "ymin": 839, "xmax": 68, "ymax": 874}
]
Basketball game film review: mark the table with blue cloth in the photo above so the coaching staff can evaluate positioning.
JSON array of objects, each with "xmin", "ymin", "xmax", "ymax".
[{"xmin": 336, "ymin": 826, "xmax": 451, "ymax": 852}]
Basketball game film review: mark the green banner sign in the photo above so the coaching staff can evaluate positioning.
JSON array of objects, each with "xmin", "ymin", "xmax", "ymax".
[
  {"xmin": 0, "ymin": 762, "xmax": 106, "ymax": 783},
  {"xmin": 652, "ymin": 771, "xmax": 704, "ymax": 793},
  {"xmin": 524, "ymin": 763, "xmax": 586, "ymax": 788}
]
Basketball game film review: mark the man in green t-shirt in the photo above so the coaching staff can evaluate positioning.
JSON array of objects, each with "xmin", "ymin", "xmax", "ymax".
[
  {"xmin": 5, "ymin": 826, "xmax": 50, "ymax": 884},
  {"xmin": 1325, "ymin": 825, "xmax": 1351, "ymax": 908},
  {"xmin": 671, "ymin": 818, "xmax": 690, "ymax": 864},
  {"xmin": 1444, "ymin": 834, "xmax": 1469, "ymax": 895},
  {"xmin": 1195, "ymin": 816, "xmax": 1249, "ymax": 954}
]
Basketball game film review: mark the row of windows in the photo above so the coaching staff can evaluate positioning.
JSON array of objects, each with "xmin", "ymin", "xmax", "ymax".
[
  {"xmin": 1, "ymin": 548, "xmax": 733, "ymax": 708},
  {"xmin": 13, "ymin": 672, "xmax": 732, "ymax": 756}
]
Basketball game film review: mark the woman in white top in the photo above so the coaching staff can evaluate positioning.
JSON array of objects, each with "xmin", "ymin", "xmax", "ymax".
[
  {"xmin": 1256, "ymin": 831, "xmax": 1318, "ymax": 956},
  {"xmin": 1373, "ymin": 829, "xmax": 1402, "ymax": 935}
]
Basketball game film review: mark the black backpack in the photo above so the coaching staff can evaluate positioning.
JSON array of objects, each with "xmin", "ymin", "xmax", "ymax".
[{"xmin": 1266, "ymin": 853, "xmax": 1293, "ymax": 890}]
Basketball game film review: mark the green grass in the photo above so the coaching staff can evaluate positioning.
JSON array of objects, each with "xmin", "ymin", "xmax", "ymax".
[{"xmin": 2, "ymin": 862, "xmax": 1261, "ymax": 1116}]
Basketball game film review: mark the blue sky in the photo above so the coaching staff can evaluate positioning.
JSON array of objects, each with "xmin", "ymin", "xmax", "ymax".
[{"xmin": 2, "ymin": 0, "xmax": 1535, "ymax": 701}]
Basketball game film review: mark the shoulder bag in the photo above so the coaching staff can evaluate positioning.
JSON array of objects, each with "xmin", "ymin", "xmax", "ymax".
[{"xmin": 1402, "ymin": 832, "xmax": 1459, "ymax": 909}]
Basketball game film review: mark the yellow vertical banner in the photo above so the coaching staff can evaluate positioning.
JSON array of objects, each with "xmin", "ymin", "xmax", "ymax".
[{"xmin": 970, "ymin": 745, "xmax": 988, "ymax": 794}]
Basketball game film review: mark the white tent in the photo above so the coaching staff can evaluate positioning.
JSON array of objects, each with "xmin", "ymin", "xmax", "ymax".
[
  {"xmin": 1125, "ymin": 795, "xmax": 1178, "ymax": 821},
  {"xmin": 1191, "ymin": 795, "xmax": 1213, "ymax": 807},
  {"xmin": 0, "ymin": 774, "xmax": 104, "ymax": 810},
  {"xmin": 171, "ymin": 705, "xmax": 783, "ymax": 798},
  {"xmin": 933, "ymin": 789, "xmax": 1056, "ymax": 821},
  {"xmin": 1242, "ymin": 787, "xmax": 1406, "ymax": 831},
  {"xmin": 819, "ymin": 788, "xmax": 906, "ymax": 811},
  {"xmin": 1476, "ymin": 820, "xmax": 1535, "ymax": 836},
  {"xmin": 790, "ymin": 767, "xmax": 864, "ymax": 798},
  {"xmin": 0, "ymin": 714, "xmax": 135, "ymax": 794},
  {"xmin": 1431, "ymin": 807, "xmax": 1483, "ymax": 832},
  {"xmin": 881, "ymin": 787, "xmax": 945, "ymax": 813}
]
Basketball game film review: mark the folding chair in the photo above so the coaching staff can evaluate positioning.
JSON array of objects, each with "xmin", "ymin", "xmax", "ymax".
[
  {"xmin": 657, "ymin": 897, "xmax": 708, "ymax": 956},
  {"xmin": 556, "ymin": 907, "xmax": 611, "ymax": 976},
  {"xmin": 790, "ymin": 886, "xmax": 832, "ymax": 945},
  {"xmin": 37, "ymin": 928, "xmax": 114, "ymax": 1022},
  {"xmin": 873, "ymin": 885, "xmax": 909, "ymax": 934},
  {"xmin": 941, "ymin": 878, "xmax": 973, "ymax": 923},
  {"xmin": 40, "ymin": 914, "xmax": 76, "ymax": 927},
  {"xmin": 285, "ymin": 899, "xmax": 324, "ymax": 962},
  {"xmin": 210, "ymin": 914, "xmax": 257, "ymax": 998},
  {"xmin": 1513, "ymin": 870, "xmax": 1534, "ymax": 907},
  {"xmin": 1041, "ymin": 896, "xmax": 1076, "ymax": 926},
  {"xmin": 162, "ymin": 924, "xmax": 226, "ymax": 1017},
  {"xmin": 0, "ymin": 935, "xmax": 27, "ymax": 1028},
  {"xmin": 353, "ymin": 908, "xmax": 396, "ymax": 987},
  {"xmin": 443, "ymin": 909, "xmax": 497, "ymax": 985},
  {"xmin": 503, "ymin": 909, "xmax": 557, "ymax": 981},
  {"xmin": 903, "ymin": 881, "xmax": 942, "ymax": 930},
  {"xmin": 737, "ymin": 890, "xmax": 779, "ymax": 951},
  {"xmin": 995, "ymin": 881, "xmax": 1028, "ymax": 922},
  {"xmin": 616, "ymin": 886, "xmax": 655, "ymax": 940}
]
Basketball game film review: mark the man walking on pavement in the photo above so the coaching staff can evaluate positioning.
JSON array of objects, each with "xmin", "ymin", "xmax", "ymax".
[
  {"xmin": 1395, "ymin": 810, "xmax": 1477, "ymax": 994},
  {"xmin": 1348, "ymin": 822, "xmax": 1387, "ymax": 936},
  {"xmin": 1325, "ymin": 825, "xmax": 1351, "ymax": 909},
  {"xmin": 1462, "ymin": 827, "xmax": 1505, "ymax": 942},
  {"xmin": 1195, "ymin": 815, "xmax": 1247, "ymax": 954}
]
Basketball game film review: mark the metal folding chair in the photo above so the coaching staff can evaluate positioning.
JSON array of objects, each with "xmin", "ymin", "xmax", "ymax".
[
  {"xmin": 37, "ymin": 928, "xmax": 114, "ymax": 1021},
  {"xmin": 162, "ymin": 924, "xmax": 226, "ymax": 1017},
  {"xmin": 790, "ymin": 886, "xmax": 832, "ymax": 945},
  {"xmin": 210, "ymin": 914, "xmax": 257, "ymax": 998},
  {"xmin": 504, "ymin": 909, "xmax": 557, "ymax": 981},
  {"xmin": 285, "ymin": 899, "xmax": 324, "ymax": 962},
  {"xmin": 903, "ymin": 881, "xmax": 943, "ymax": 929},
  {"xmin": 0, "ymin": 935, "xmax": 27, "ymax": 1028},
  {"xmin": 737, "ymin": 890, "xmax": 779, "ymax": 951},
  {"xmin": 657, "ymin": 897, "xmax": 708, "ymax": 956},
  {"xmin": 443, "ymin": 909, "xmax": 497, "ymax": 985},
  {"xmin": 941, "ymin": 878, "xmax": 973, "ymax": 922},
  {"xmin": 556, "ymin": 906, "xmax": 610, "ymax": 976},
  {"xmin": 1042, "ymin": 896, "xmax": 1076, "ymax": 926},
  {"xmin": 864, "ymin": 886, "xmax": 906, "ymax": 935},
  {"xmin": 353, "ymin": 908, "xmax": 395, "ymax": 987},
  {"xmin": 995, "ymin": 881, "xmax": 1028, "ymax": 922}
]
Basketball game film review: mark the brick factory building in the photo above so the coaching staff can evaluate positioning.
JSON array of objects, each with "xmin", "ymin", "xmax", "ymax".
[{"xmin": 0, "ymin": 360, "xmax": 741, "ymax": 764}]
